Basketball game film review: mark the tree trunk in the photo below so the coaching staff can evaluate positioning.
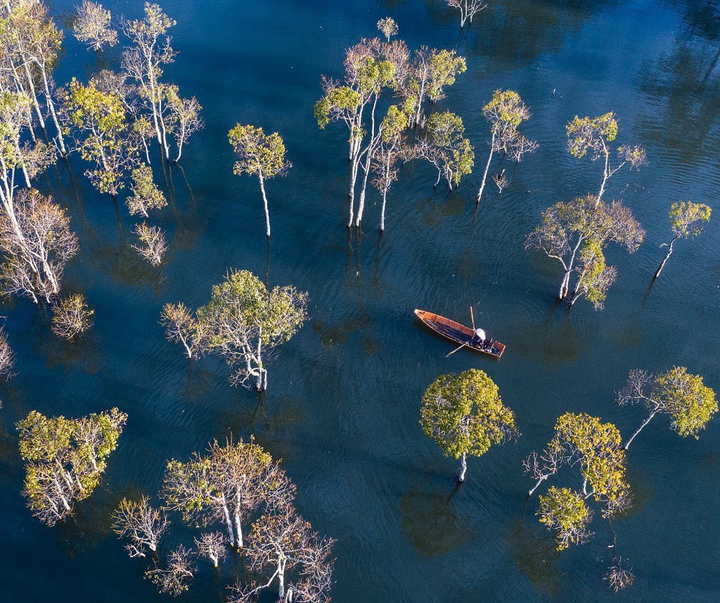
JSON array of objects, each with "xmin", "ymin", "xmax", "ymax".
[
  {"xmin": 624, "ymin": 409, "xmax": 659, "ymax": 450},
  {"xmin": 40, "ymin": 65, "xmax": 67, "ymax": 156},
  {"xmin": 654, "ymin": 237, "xmax": 678, "ymax": 279},
  {"xmin": 597, "ymin": 145, "xmax": 610, "ymax": 205},
  {"xmin": 258, "ymin": 172, "xmax": 271, "ymax": 238},
  {"xmin": 476, "ymin": 131, "xmax": 496, "ymax": 204},
  {"xmin": 528, "ymin": 475, "xmax": 547, "ymax": 497},
  {"xmin": 457, "ymin": 452, "xmax": 467, "ymax": 483},
  {"xmin": 380, "ymin": 188, "xmax": 388, "ymax": 233},
  {"xmin": 277, "ymin": 557, "xmax": 286, "ymax": 600}
]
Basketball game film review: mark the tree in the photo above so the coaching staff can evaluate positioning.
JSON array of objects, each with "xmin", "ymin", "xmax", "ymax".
[
  {"xmin": 162, "ymin": 439, "xmax": 296, "ymax": 550},
  {"xmin": 525, "ymin": 195, "xmax": 644, "ymax": 307},
  {"xmin": 17, "ymin": 407, "xmax": 127, "ymax": 526},
  {"xmin": 145, "ymin": 545, "xmax": 195, "ymax": 596},
  {"xmin": 73, "ymin": 0, "xmax": 118, "ymax": 51},
  {"xmin": 122, "ymin": 2, "xmax": 177, "ymax": 161},
  {"xmin": 165, "ymin": 85, "xmax": 203, "ymax": 163},
  {"xmin": 420, "ymin": 368, "xmax": 517, "ymax": 482},
  {"xmin": 377, "ymin": 17, "xmax": 398, "ymax": 42},
  {"xmin": 654, "ymin": 201, "xmax": 711, "ymax": 278},
  {"xmin": 196, "ymin": 269, "xmax": 308, "ymax": 391},
  {"xmin": 0, "ymin": 325, "xmax": 14, "ymax": 379},
  {"xmin": 113, "ymin": 496, "xmax": 169, "ymax": 558},
  {"xmin": 51, "ymin": 293, "xmax": 94, "ymax": 340},
  {"xmin": 233, "ymin": 504, "xmax": 335, "ymax": 603},
  {"xmin": 160, "ymin": 302, "xmax": 209, "ymax": 360},
  {"xmin": 228, "ymin": 124, "xmax": 291, "ymax": 238},
  {"xmin": 194, "ymin": 531, "xmax": 228, "ymax": 568},
  {"xmin": 618, "ymin": 366, "xmax": 718, "ymax": 449},
  {"xmin": 566, "ymin": 113, "xmax": 646, "ymax": 204},
  {"xmin": 537, "ymin": 486, "xmax": 593, "ymax": 551},
  {"xmin": 524, "ymin": 413, "xmax": 631, "ymax": 546},
  {"xmin": 476, "ymin": 89, "xmax": 537, "ymax": 204},
  {"xmin": 416, "ymin": 110, "xmax": 474, "ymax": 190},
  {"xmin": 60, "ymin": 77, "xmax": 136, "ymax": 196},
  {"xmin": 126, "ymin": 164, "xmax": 167, "ymax": 218},
  {"xmin": 370, "ymin": 104, "xmax": 410, "ymax": 232},
  {"xmin": 447, "ymin": 0, "xmax": 487, "ymax": 28},
  {"xmin": 0, "ymin": 188, "xmax": 78, "ymax": 304},
  {"xmin": 131, "ymin": 223, "xmax": 167, "ymax": 266},
  {"xmin": 315, "ymin": 39, "xmax": 396, "ymax": 226}
]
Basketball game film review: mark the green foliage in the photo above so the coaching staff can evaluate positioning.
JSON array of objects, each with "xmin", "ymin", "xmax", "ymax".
[
  {"xmin": 483, "ymin": 89, "xmax": 530, "ymax": 129},
  {"xmin": 668, "ymin": 201, "xmax": 711, "ymax": 239},
  {"xmin": 426, "ymin": 50, "xmax": 466, "ymax": 103},
  {"xmin": 424, "ymin": 110, "xmax": 474, "ymax": 188},
  {"xmin": 566, "ymin": 112, "xmax": 618, "ymax": 159},
  {"xmin": 127, "ymin": 164, "xmax": 167, "ymax": 217},
  {"xmin": 17, "ymin": 408, "xmax": 127, "ymax": 525},
  {"xmin": 537, "ymin": 486, "xmax": 593, "ymax": 551},
  {"xmin": 652, "ymin": 367, "xmax": 717, "ymax": 438},
  {"xmin": 228, "ymin": 124, "xmax": 290, "ymax": 180},
  {"xmin": 420, "ymin": 368, "xmax": 517, "ymax": 460}
]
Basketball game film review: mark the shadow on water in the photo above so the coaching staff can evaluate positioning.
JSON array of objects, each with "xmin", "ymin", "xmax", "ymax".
[{"xmin": 400, "ymin": 482, "xmax": 473, "ymax": 557}]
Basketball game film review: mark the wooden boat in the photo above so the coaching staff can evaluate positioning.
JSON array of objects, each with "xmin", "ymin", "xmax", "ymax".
[{"xmin": 414, "ymin": 309, "xmax": 506, "ymax": 358}]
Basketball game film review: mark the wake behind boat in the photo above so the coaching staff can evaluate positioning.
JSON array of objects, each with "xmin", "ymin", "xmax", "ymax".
[{"xmin": 414, "ymin": 309, "xmax": 506, "ymax": 358}]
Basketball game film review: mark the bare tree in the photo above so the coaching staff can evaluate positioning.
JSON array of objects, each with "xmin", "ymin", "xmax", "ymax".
[
  {"xmin": 376, "ymin": 17, "xmax": 398, "ymax": 41},
  {"xmin": 145, "ymin": 545, "xmax": 195, "ymax": 596},
  {"xmin": 73, "ymin": 0, "xmax": 118, "ymax": 51},
  {"xmin": 131, "ymin": 223, "xmax": 167, "ymax": 266},
  {"xmin": 160, "ymin": 302, "xmax": 208, "ymax": 360},
  {"xmin": 113, "ymin": 496, "xmax": 169, "ymax": 558},
  {"xmin": 165, "ymin": 85, "xmax": 203, "ymax": 163},
  {"xmin": 0, "ymin": 325, "xmax": 15, "ymax": 379},
  {"xmin": 194, "ymin": 531, "xmax": 227, "ymax": 568},
  {"xmin": 605, "ymin": 557, "xmax": 635, "ymax": 593},
  {"xmin": 447, "ymin": 0, "xmax": 487, "ymax": 28},
  {"xmin": 51, "ymin": 293, "xmax": 94, "ymax": 340},
  {"xmin": 0, "ymin": 188, "xmax": 78, "ymax": 304}
]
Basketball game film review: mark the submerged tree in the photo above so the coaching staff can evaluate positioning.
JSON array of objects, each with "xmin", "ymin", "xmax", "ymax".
[
  {"xmin": 162, "ymin": 439, "xmax": 296, "ymax": 550},
  {"xmin": 235, "ymin": 504, "xmax": 336, "ymax": 603},
  {"xmin": 113, "ymin": 496, "xmax": 169, "ymax": 558},
  {"xmin": 654, "ymin": 201, "xmax": 711, "ymax": 279},
  {"xmin": 51, "ymin": 293, "xmax": 94, "ymax": 340},
  {"xmin": 0, "ymin": 325, "xmax": 14, "ymax": 380},
  {"xmin": 524, "ymin": 412, "xmax": 631, "ymax": 549},
  {"xmin": 476, "ymin": 89, "xmax": 537, "ymax": 204},
  {"xmin": 132, "ymin": 223, "xmax": 167, "ymax": 266},
  {"xmin": 145, "ymin": 545, "xmax": 195, "ymax": 596},
  {"xmin": 416, "ymin": 110, "xmax": 474, "ymax": 190},
  {"xmin": 227, "ymin": 124, "xmax": 291, "ymax": 238},
  {"xmin": 525, "ymin": 195, "xmax": 644, "ymax": 308},
  {"xmin": 566, "ymin": 112, "xmax": 646, "ymax": 204},
  {"xmin": 126, "ymin": 164, "xmax": 167, "ymax": 218},
  {"xmin": 160, "ymin": 302, "xmax": 208, "ymax": 361},
  {"xmin": 196, "ymin": 269, "xmax": 307, "ymax": 391},
  {"xmin": 17, "ymin": 407, "xmax": 127, "ymax": 526},
  {"xmin": 420, "ymin": 368, "xmax": 517, "ymax": 483},
  {"xmin": 0, "ymin": 188, "xmax": 78, "ymax": 304},
  {"xmin": 73, "ymin": 0, "xmax": 118, "ymax": 51},
  {"xmin": 447, "ymin": 0, "xmax": 487, "ymax": 28},
  {"xmin": 618, "ymin": 366, "xmax": 717, "ymax": 449}
]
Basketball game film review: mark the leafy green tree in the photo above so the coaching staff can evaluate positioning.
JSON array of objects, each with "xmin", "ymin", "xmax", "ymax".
[
  {"xmin": 315, "ymin": 38, "xmax": 396, "ymax": 226},
  {"xmin": 73, "ymin": 0, "xmax": 118, "ymax": 51},
  {"xmin": 537, "ymin": 486, "xmax": 593, "ymax": 551},
  {"xmin": 126, "ymin": 164, "xmax": 167, "ymax": 218},
  {"xmin": 525, "ymin": 195, "xmax": 644, "ymax": 307},
  {"xmin": 618, "ymin": 366, "xmax": 718, "ymax": 449},
  {"xmin": 566, "ymin": 112, "xmax": 646, "ymax": 204},
  {"xmin": 420, "ymin": 368, "xmax": 517, "ymax": 482},
  {"xmin": 228, "ymin": 124, "xmax": 291, "ymax": 238},
  {"xmin": 162, "ymin": 439, "xmax": 296, "ymax": 549},
  {"xmin": 524, "ymin": 413, "xmax": 631, "ymax": 534},
  {"xmin": 476, "ymin": 89, "xmax": 537, "ymax": 204},
  {"xmin": 196, "ymin": 269, "xmax": 308, "ymax": 391},
  {"xmin": 417, "ymin": 110, "xmax": 474, "ymax": 190},
  {"xmin": 654, "ymin": 201, "xmax": 711, "ymax": 278},
  {"xmin": 17, "ymin": 407, "xmax": 127, "ymax": 526},
  {"xmin": 60, "ymin": 77, "xmax": 136, "ymax": 196}
]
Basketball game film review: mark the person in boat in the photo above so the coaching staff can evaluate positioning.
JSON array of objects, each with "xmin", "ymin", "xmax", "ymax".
[{"xmin": 471, "ymin": 328, "xmax": 486, "ymax": 347}]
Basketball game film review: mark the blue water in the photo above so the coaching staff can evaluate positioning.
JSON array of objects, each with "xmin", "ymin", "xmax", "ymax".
[{"xmin": 1, "ymin": 0, "xmax": 719, "ymax": 601}]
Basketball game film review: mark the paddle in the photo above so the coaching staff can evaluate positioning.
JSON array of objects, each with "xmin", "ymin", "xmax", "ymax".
[
  {"xmin": 445, "ymin": 341, "xmax": 469, "ymax": 357},
  {"xmin": 470, "ymin": 306, "xmax": 476, "ymax": 330}
]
